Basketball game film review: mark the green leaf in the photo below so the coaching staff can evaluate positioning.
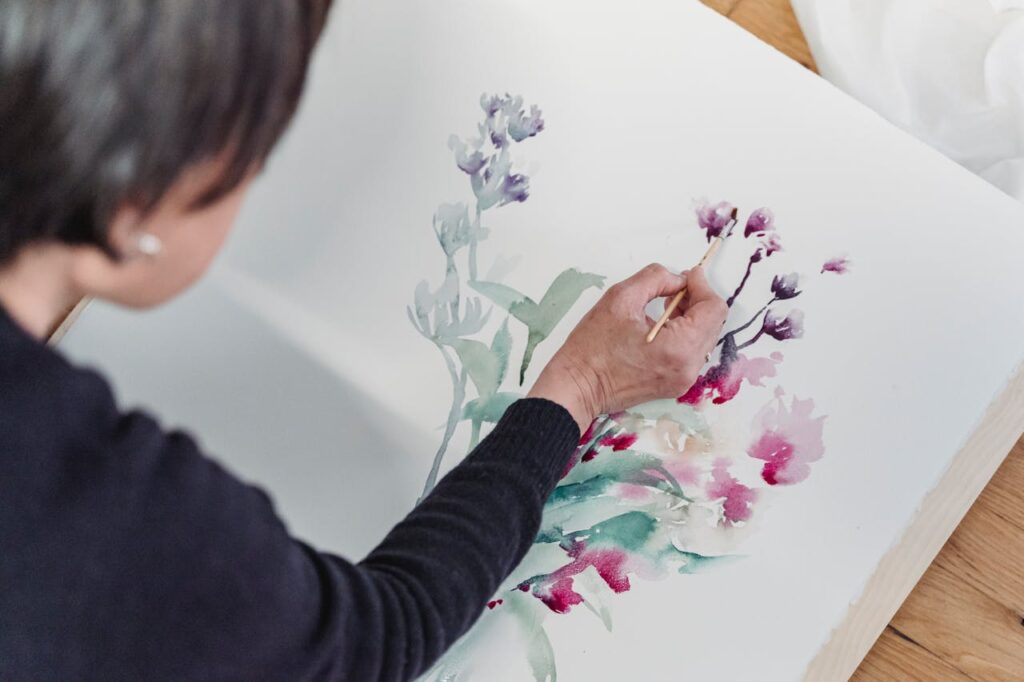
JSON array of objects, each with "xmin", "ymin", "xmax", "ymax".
[
  {"xmin": 491, "ymin": 319, "xmax": 513, "ymax": 386},
  {"xmin": 515, "ymin": 269, "xmax": 606, "ymax": 337},
  {"xmin": 450, "ymin": 338, "xmax": 502, "ymax": 397},
  {"xmin": 468, "ymin": 279, "xmax": 532, "ymax": 312},
  {"xmin": 472, "ymin": 269, "xmax": 605, "ymax": 384},
  {"xmin": 462, "ymin": 391, "xmax": 520, "ymax": 423}
]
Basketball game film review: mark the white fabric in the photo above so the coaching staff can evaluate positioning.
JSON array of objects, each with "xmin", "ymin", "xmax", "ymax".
[{"xmin": 791, "ymin": 0, "xmax": 1024, "ymax": 201}]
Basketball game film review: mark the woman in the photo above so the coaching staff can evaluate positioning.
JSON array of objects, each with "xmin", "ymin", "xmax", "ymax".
[{"xmin": 0, "ymin": 1, "xmax": 727, "ymax": 679}]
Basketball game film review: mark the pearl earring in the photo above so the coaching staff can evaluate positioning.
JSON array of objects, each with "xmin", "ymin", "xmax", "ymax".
[{"xmin": 135, "ymin": 233, "xmax": 163, "ymax": 257}]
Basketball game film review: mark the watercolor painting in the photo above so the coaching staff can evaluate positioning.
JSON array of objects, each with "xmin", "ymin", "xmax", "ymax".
[{"xmin": 411, "ymin": 94, "xmax": 850, "ymax": 680}]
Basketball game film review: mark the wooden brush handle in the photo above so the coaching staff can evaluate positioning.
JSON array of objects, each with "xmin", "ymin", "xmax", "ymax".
[{"xmin": 645, "ymin": 238, "xmax": 721, "ymax": 343}]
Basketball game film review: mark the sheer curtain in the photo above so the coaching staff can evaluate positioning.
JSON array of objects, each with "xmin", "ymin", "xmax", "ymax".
[{"xmin": 791, "ymin": 0, "xmax": 1024, "ymax": 201}]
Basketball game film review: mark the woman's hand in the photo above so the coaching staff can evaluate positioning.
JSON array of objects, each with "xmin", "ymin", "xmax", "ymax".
[{"xmin": 528, "ymin": 263, "xmax": 729, "ymax": 432}]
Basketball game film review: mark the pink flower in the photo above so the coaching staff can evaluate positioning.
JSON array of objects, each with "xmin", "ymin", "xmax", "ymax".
[
  {"xmin": 744, "ymin": 207, "xmax": 775, "ymax": 237},
  {"xmin": 706, "ymin": 458, "xmax": 757, "ymax": 525},
  {"xmin": 695, "ymin": 200, "xmax": 737, "ymax": 242},
  {"xmin": 761, "ymin": 232, "xmax": 783, "ymax": 257},
  {"xmin": 821, "ymin": 256, "xmax": 850, "ymax": 274},
  {"xmin": 679, "ymin": 352, "xmax": 782, "ymax": 405},
  {"xmin": 747, "ymin": 390, "xmax": 825, "ymax": 485}
]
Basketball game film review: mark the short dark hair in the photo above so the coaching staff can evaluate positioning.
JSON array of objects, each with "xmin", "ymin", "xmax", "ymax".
[{"xmin": 0, "ymin": 0, "xmax": 332, "ymax": 263}]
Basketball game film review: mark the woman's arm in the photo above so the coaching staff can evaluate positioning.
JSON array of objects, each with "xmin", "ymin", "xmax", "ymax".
[{"xmin": 81, "ymin": 264, "xmax": 724, "ymax": 681}]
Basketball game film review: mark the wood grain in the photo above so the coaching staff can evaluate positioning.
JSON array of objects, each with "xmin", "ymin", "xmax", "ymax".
[
  {"xmin": 697, "ymin": 1, "xmax": 1024, "ymax": 679},
  {"xmin": 727, "ymin": 0, "xmax": 817, "ymax": 70}
]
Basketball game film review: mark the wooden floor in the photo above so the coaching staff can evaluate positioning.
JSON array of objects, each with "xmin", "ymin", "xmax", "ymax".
[{"xmin": 700, "ymin": 1, "xmax": 1024, "ymax": 679}]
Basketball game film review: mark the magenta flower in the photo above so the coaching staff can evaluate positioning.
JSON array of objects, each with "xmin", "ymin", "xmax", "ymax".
[
  {"xmin": 744, "ymin": 207, "xmax": 775, "ymax": 237},
  {"xmin": 521, "ymin": 543, "xmax": 631, "ymax": 614},
  {"xmin": 599, "ymin": 432, "xmax": 638, "ymax": 451},
  {"xmin": 578, "ymin": 420, "xmax": 598, "ymax": 446},
  {"xmin": 762, "ymin": 309, "xmax": 804, "ymax": 341},
  {"xmin": 761, "ymin": 232, "xmax": 783, "ymax": 257},
  {"xmin": 706, "ymin": 458, "xmax": 757, "ymax": 525},
  {"xmin": 695, "ymin": 200, "xmax": 737, "ymax": 242},
  {"xmin": 679, "ymin": 352, "xmax": 782, "ymax": 406},
  {"xmin": 821, "ymin": 256, "xmax": 850, "ymax": 274},
  {"xmin": 770, "ymin": 272, "xmax": 801, "ymax": 300},
  {"xmin": 747, "ymin": 390, "xmax": 825, "ymax": 485}
]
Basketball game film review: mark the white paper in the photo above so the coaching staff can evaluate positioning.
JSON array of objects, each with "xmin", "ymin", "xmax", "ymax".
[{"xmin": 62, "ymin": 1, "xmax": 1024, "ymax": 679}]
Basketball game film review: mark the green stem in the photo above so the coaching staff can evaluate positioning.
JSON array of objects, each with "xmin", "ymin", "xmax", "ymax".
[
  {"xmin": 419, "ymin": 346, "xmax": 467, "ymax": 502},
  {"xmin": 469, "ymin": 420, "xmax": 482, "ymax": 449}
]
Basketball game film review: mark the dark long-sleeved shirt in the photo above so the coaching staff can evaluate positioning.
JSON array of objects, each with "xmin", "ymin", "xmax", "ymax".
[{"xmin": 0, "ymin": 304, "xmax": 579, "ymax": 681}]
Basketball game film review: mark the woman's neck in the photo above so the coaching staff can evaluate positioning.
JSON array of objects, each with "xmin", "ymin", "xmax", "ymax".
[{"xmin": 0, "ymin": 244, "xmax": 81, "ymax": 340}]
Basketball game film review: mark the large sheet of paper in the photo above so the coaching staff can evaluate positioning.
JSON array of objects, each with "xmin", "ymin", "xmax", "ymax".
[{"xmin": 63, "ymin": 1, "xmax": 1024, "ymax": 679}]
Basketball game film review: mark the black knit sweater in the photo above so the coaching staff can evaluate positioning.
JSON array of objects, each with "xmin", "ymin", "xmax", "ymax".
[{"xmin": 0, "ymin": 305, "xmax": 579, "ymax": 680}]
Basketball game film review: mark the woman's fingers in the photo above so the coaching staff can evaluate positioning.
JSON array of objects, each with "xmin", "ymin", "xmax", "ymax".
[
  {"xmin": 618, "ymin": 263, "xmax": 685, "ymax": 308},
  {"xmin": 664, "ymin": 267, "xmax": 728, "ymax": 347}
]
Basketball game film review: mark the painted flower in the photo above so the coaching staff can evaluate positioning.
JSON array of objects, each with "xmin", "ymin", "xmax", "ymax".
[
  {"xmin": 599, "ymin": 432, "xmax": 638, "ymax": 451},
  {"xmin": 821, "ymin": 256, "xmax": 850, "ymax": 274},
  {"xmin": 770, "ymin": 272, "xmax": 801, "ymax": 300},
  {"xmin": 499, "ymin": 173, "xmax": 530, "ymax": 204},
  {"xmin": 761, "ymin": 232, "xmax": 783, "ymax": 257},
  {"xmin": 744, "ymin": 207, "xmax": 775, "ymax": 237},
  {"xmin": 521, "ymin": 542, "xmax": 632, "ymax": 614},
  {"xmin": 695, "ymin": 200, "xmax": 737, "ymax": 242},
  {"xmin": 447, "ymin": 135, "xmax": 486, "ymax": 175},
  {"xmin": 761, "ymin": 308, "xmax": 804, "ymax": 341},
  {"xmin": 471, "ymin": 149, "xmax": 531, "ymax": 209},
  {"xmin": 679, "ymin": 352, "xmax": 782, "ymax": 405},
  {"xmin": 747, "ymin": 389, "xmax": 825, "ymax": 485},
  {"xmin": 507, "ymin": 103, "xmax": 545, "ymax": 142},
  {"xmin": 480, "ymin": 93, "xmax": 505, "ymax": 117},
  {"xmin": 432, "ymin": 203, "xmax": 481, "ymax": 257},
  {"xmin": 706, "ymin": 458, "xmax": 757, "ymax": 525},
  {"xmin": 578, "ymin": 420, "xmax": 598, "ymax": 446}
]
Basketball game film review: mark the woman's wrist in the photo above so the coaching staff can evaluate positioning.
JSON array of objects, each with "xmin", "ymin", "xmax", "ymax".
[{"xmin": 527, "ymin": 357, "xmax": 600, "ymax": 434}]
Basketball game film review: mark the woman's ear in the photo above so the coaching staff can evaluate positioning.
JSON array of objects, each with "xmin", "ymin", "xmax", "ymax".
[{"xmin": 66, "ymin": 206, "xmax": 162, "ymax": 303}]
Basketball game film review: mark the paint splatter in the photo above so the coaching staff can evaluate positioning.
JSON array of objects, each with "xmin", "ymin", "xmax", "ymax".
[{"xmin": 821, "ymin": 256, "xmax": 851, "ymax": 274}]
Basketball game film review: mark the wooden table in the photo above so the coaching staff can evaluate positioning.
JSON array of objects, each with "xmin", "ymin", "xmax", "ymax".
[{"xmin": 700, "ymin": 1, "xmax": 1024, "ymax": 679}]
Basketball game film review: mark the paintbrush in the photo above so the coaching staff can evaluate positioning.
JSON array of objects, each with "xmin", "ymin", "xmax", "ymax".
[{"xmin": 646, "ymin": 209, "xmax": 737, "ymax": 343}]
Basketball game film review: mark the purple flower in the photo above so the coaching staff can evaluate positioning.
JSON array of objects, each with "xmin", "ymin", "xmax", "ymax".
[
  {"xmin": 695, "ymin": 200, "xmax": 737, "ymax": 242},
  {"xmin": 762, "ymin": 309, "xmax": 804, "ymax": 341},
  {"xmin": 771, "ymin": 272, "xmax": 801, "ymax": 300},
  {"xmin": 508, "ymin": 104, "xmax": 545, "ymax": 142},
  {"xmin": 499, "ymin": 173, "xmax": 530, "ymax": 204},
  {"xmin": 744, "ymin": 207, "xmax": 775, "ymax": 237},
  {"xmin": 821, "ymin": 256, "xmax": 850, "ymax": 274},
  {"xmin": 448, "ymin": 135, "xmax": 486, "ymax": 175},
  {"xmin": 762, "ymin": 233, "xmax": 783, "ymax": 257},
  {"xmin": 480, "ymin": 93, "xmax": 505, "ymax": 117},
  {"xmin": 471, "ymin": 148, "xmax": 531, "ymax": 209}
]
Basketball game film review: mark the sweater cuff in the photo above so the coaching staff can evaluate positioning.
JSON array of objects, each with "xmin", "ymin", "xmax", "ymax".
[{"xmin": 487, "ymin": 398, "xmax": 581, "ymax": 494}]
